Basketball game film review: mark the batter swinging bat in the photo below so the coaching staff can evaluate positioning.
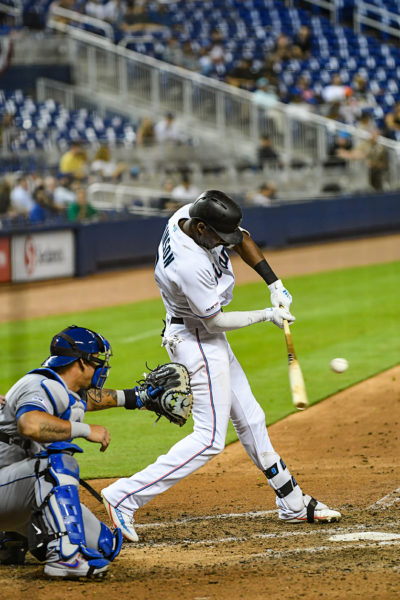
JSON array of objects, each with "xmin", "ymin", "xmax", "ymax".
[{"xmin": 282, "ymin": 318, "xmax": 308, "ymax": 410}]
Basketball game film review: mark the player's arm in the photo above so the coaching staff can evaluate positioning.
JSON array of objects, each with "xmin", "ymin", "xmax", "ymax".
[
  {"xmin": 203, "ymin": 306, "xmax": 294, "ymax": 333},
  {"xmin": 232, "ymin": 231, "xmax": 292, "ymax": 310},
  {"xmin": 84, "ymin": 388, "xmax": 142, "ymax": 412},
  {"xmin": 17, "ymin": 410, "xmax": 110, "ymax": 451}
]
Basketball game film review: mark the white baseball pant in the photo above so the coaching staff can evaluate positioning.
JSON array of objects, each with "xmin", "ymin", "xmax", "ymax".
[{"xmin": 102, "ymin": 323, "xmax": 304, "ymax": 519}]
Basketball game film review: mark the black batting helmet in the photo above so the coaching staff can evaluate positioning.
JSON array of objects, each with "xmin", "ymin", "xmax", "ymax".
[{"xmin": 189, "ymin": 190, "xmax": 243, "ymax": 245}]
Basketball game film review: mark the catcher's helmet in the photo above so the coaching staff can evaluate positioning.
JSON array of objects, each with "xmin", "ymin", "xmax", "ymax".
[
  {"xmin": 189, "ymin": 190, "xmax": 243, "ymax": 245},
  {"xmin": 42, "ymin": 325, "xmax": 112, "ymax": 389}
]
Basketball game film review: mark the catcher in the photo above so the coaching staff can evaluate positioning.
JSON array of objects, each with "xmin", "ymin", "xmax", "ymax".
[{"xmin": 0, "ymin": 325, "xmax": 192, "ymax": 579}]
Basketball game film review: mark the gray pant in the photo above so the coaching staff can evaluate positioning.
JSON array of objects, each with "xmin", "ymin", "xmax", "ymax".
[{"xmin": 0, "ymin": 456, "xmax": 101, "ymax": 548}]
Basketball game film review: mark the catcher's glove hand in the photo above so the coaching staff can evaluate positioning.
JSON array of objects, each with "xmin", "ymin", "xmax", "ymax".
[{"xmin": 135, "ymin": 362, "xmax": 193, "ymax": 426}]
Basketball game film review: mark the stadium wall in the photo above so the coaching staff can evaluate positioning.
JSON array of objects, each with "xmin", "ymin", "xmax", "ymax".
[{"xmin": 1, "ymin": 192, "xmax": 399, "ymax": 282}]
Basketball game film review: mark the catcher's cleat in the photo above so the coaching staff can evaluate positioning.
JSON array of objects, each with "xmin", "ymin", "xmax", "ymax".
[
  {"xmin": 44, "ymin": 552, "xmax": 109, "ymax": 579},
  {"xmin": 102, "ymin": 494, "xmax": 139, "ymax": 542},
  {"xmin": 280, "ymin": 494, "xmax": 341, "ymax": 524},
  {"xmin": 0, "ymin": 531, "xmax": 28, "ymax": 565}
]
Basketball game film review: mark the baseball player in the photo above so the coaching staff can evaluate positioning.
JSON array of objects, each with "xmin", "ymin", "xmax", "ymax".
[
  {"xmin": 102, "ymin": 190, "xmax": 341, "ymax": 540},
  {"xmin": 0, "ymin": 325, "xmax": 177, "ymax": 578}
]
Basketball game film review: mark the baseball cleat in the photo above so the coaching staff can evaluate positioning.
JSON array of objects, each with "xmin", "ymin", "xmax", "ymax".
[
  {"xmin": 44, "ymin": 552, "xmax": 109, "ymax": 579},
  {"xmin": 280, "ymin": 494, "xmax": 341, "ymax": 524},
  {"xmin": 102, "ymin": 494, "xmax": 139, "ymax": 542}
]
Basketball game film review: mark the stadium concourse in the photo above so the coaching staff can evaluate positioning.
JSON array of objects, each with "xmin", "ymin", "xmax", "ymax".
[{"xmin": 0, "ymin": 234, "xmax": 399, "ymax": 599}]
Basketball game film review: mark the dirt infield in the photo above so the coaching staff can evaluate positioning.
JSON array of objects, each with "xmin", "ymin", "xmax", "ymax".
[{"xmin": 0, "ymin": 234, "xmax": 399, "ymax": 599}]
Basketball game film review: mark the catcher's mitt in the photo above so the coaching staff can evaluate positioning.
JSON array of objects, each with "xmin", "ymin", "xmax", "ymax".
[{"xmin": 136, "ymin": 362, "xmax": 193, "ymax": 426}]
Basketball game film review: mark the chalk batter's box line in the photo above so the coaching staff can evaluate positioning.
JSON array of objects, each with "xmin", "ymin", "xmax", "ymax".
[{"xmin": 367, "ymin": 486, "xmax": 400, "ymax": 510}]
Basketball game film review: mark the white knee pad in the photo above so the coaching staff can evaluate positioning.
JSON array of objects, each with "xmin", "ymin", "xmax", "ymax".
[{"xmin": 261, "ymin": 452, "xmax": 304, "ymax": 513}]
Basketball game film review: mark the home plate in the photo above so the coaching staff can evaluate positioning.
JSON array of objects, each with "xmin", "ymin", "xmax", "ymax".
[{"xmin": 329, "ymin": 532, "xmax": 400, "ymax": 542}]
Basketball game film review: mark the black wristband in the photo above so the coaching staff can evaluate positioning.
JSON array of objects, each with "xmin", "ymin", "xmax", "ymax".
[
  {"xmin": 124, "ymin": 388, "xmax": 139, "ymax": 410},
  {"xmin": 254, "ymin": 259, "xmax": 278, "ymax": 285}
]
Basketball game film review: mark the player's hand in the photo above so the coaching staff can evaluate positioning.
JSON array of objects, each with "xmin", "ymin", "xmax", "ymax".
[
  {"xmin": 264, "ymin": 307, "xmax": 295, "ymax": 329},
  {"xmin": 87, "ymin": 424, "xmax": 111, "ymax": 452},
  {"xmin": 0, "ymin": 395, "xmax": 6, "ymax": 406},
  {"xmin": 268, "ymin": 279, "xmax": 292, "ymax": 310}
]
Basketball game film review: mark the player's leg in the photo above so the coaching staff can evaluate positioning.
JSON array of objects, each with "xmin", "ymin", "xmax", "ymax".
[
  {"xmin": 102, "ymin": 327, "xmax": 232, "ymax": 537},
  {"xmin": 31, "ymin": 442, "xmax": 122, "ymax": 578},
  {"xmin": 228, "ymin": 347, "xmax": 341, "ymax": 523},
  {"xmin": 0, "ymin": 459, "xmax": 34, "ymax": 564}
]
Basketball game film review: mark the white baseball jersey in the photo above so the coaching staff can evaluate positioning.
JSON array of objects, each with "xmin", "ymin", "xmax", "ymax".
[
  {"xmin": 154, "ymin": 204, "xmax": 235, "ymax": 329},
  {"xmin": 103, "ymin": 203, "xmax": 308, "ymax": 523}
]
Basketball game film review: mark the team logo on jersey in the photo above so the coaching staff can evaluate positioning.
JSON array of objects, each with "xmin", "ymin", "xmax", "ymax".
[{"xmin": 205, "ymin": 301, "xmax": 220, "ymax": 312}]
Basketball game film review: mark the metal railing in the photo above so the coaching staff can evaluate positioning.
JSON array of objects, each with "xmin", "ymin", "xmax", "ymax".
[
  {"xmin": 47, "ymin": 2, "xmax": 115, "ymax": 41},
  {"xmin": 0, "ymin": 1, "xmax": 22, "ymax": 24},
  {"xmin": 56, "ymin": 28, "xmax": 328, "ymax": 164},
  {"xmin": 354, "ymin": 1, "xmax": 400, "ymax": 39},
  {"xmin": 87, "ymin": 182, "xmax": 172, "ymax": 215}
]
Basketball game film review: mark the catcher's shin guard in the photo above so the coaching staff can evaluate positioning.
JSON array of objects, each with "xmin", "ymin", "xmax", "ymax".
[
  {"xmin": 32, "ymin": 444, "xmax": 120, "ymax": 577},
  {"xmin": 261, "ymin": 452, "xmax": 304, "ymax": 513}
]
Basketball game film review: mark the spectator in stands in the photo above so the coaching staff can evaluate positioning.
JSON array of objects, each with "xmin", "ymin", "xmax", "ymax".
[
  {"xmin": 136, "ymin": 116, "xmax": 156, "ymax": 147},
  {"xmin": 162, "ymin": 36, "xmax": 185, "ymax": 66},
  {"xmin": 10, "ymin": 176, "xmax": 35, "ymax": 217},
  {"xmin": 91, "ymin": 145, "xmax": 127, "ymax": 181},
  {"xmin": 271, "ymin": 33, "xmax": 293, "ymax": 63},
  {"xmin": 264, "ymin": 33, "xmax": 293, "ymax": 76},
  {"xmin": 289, "ymin": 75, "xmax": 319, "ymax": 108},
  {"xmin": 225, "ymin": 58, "xmax": 259, "ymax": 91},
  {"xmin": 59, "ymin": 141, "xmax": 89, "ymax": 180},
  {"xmin": 325, "ymin": 101, "xmax": 344, "ymax": 122},
  {"xmin": 29, "ymin": 184, "xmax": 62, "ymax": 224},
  {"xmin": 252, "ymin": 78, "xmax": 280, "ymax": 109},
  {"xmin": 103, "ymin": 0, "xmax": 126, "ymax": 25},
  {"xmin": 119, "ymin": 1, "xmax": 164, "ymax": 33},
  {"xmin": 356, "ymin": 109, "xmax": 377, "ymax": 134},
  {"xmin": 292, "ymin": 25, "xmax": 312, "ymax": 59},
  {"xmin": 321, "ymin": 73, "xmax": 353, "ymax": 104},
  {"xmin": 171, "ymin": 173, "xmax": 200, "ymax": 204},
  {"xmin": 336, "ymin": 130, "xmax": 389, "ymax": 191},
  {"xmin": 352, "ymin": 73, "xmax": 378, "ymax": 112},
  {"xmin": 179, "ymin": 41, "xmax": 200, "ymax": 72},
  {"xmin": 53, "ymin": 174, "xmax": 77, "ymax": 209},
  {"xmin": 338, "ymin": 94, "xmax": 361, "ymax": 126},
  {"xmin": 0, "ymin": 177, "xmax": 11, "ymax": 217},
  {"xmin": 154, "ymin": 177, "xmax": 175, "ymax": 210},
  {"xmin": 154, "ymin": 112, "xmax": 186, "ymax": 144},
  {"xmin": 382, "ymin": 102, "xmax": 400, "ymax": 141},
  {"xmin": 0, "ymin": 112, "xmax": 14, "ymax": 148},
  {"xmin": 245, "ymin": 182, "xmax": 277, "ymax": 207},
  {"xmin": 257, "ymin": 135, "xmax": 282, "ymax": 170},
  {"xmin": 85, "ymin": 0, "xmax": 107, "ymax": 20},
  {"xmin": 325, "ymin": 130, "xmax": 353, "ymax": 168},
  {"xmin": 67, "ymin": 186, "xmax": 98, "ymax": 222}
]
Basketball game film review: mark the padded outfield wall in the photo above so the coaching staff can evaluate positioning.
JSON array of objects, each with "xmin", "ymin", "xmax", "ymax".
[{"xmin": 0, "ymin": 191, "xmax": 399, "ymax": 282}]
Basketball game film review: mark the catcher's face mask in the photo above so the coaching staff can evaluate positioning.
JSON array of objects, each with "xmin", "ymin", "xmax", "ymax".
[{"xmin": 42, "ymin": 325, "xmax": 112, "ymax": 389}]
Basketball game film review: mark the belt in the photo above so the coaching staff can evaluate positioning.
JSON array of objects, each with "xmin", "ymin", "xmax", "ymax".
[
  {"xmin": 0, "ymin": 431, "xmax": 31, "ymax": 452},
  {"xmin": 171, "ymin": 317, "xmax": 184, "ymax": 324}
]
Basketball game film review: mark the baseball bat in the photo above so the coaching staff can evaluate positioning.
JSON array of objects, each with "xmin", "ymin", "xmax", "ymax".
[{"xmin": 282, "ymin": 318, "xmax": 308, "ymax": 411}]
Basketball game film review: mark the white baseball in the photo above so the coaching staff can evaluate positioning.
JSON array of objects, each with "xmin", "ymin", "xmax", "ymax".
[{"xmin": 330, "ymin": 358, "xmax": 349, "ymax": 373}]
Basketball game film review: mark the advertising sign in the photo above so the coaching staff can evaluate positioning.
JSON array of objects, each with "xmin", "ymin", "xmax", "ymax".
[
  {"xmin": 11, "ymin": 230, "xmax": 75, "ymax": 282},
  {"xmin": 0, "ymin": 237, "xmax": 11, "ymax": 283}
]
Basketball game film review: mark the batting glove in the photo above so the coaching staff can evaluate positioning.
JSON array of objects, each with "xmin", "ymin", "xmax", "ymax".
[
  {"xmin": 268, "ymin": 279, "xmax": 292, "ymax": 310},
  {"xmin": 264, "ymin": 307, "xmax": 295, "ymax": 329}
]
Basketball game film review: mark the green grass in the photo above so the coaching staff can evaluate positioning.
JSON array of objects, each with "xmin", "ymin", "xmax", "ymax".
[{"xmin": 1, "ymin": 261, "xmax": 399, "ymax": 478}]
